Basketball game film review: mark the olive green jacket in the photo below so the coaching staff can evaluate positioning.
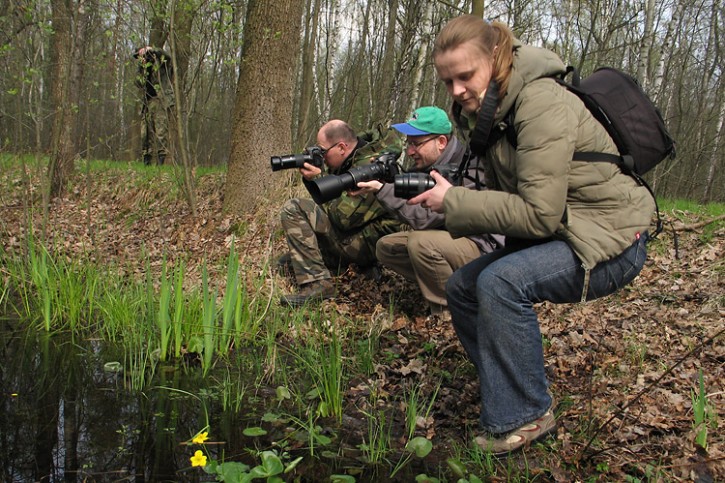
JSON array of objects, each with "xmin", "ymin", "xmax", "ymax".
[{"xmin": 445, "ymin": 40, "xmax": 655, "ymax": 268}]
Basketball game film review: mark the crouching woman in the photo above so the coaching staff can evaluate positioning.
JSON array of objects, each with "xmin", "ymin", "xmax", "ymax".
[{"xmin": 409, "ymin": 15, "xmax": 655, "ymax": 455}]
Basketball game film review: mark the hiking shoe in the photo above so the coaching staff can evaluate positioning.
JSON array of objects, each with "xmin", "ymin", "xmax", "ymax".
[
  {"xmin": 276, "ymin": 252, "xmax": 294, "ymax": 278},
  {"xmin": 475, "ymin": 401, "xmax": 557, "ymax": 456},
  {"xmin": 280, "ymin": 279, "xmax": 336, "ymax": 307}
]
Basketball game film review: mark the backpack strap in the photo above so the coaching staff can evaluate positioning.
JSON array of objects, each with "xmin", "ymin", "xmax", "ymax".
[
  {"xmin": 468, "ymin": 81, "xmax": 501, "ymax": 156},
  {"xmin": 454, "ymin": 147, "xmax": 484, "ymax": 190},
  {"xmin": 561, "ymin": 66, "xmax": 663, "ymax": 237}
]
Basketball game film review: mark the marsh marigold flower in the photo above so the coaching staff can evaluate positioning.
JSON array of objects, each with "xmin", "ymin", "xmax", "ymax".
[
  {"xmin": 192, "ymin": 431, "xmax": 209, "ymax": 444},
  {"xmin": 190, "ymin": 450, "xmax": 207, "ymax": 467}
]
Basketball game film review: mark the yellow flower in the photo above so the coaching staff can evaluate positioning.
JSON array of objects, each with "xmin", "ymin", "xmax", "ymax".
[
  {"xmin": 192, "ymin": 431, "xmax": 209, "ymax": 444},
  {"xmin": 190, "ymin": 450, "xmax": 207, "ymax": 467}
]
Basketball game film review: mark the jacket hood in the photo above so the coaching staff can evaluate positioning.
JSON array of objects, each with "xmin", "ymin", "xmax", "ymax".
[
  {"xmin": 452, "ymin": 39, "xmax": 567, "ymax": 129},
  {"xmin": 497, "ymin": 39, "xmax": 567, "ymax": 120}
]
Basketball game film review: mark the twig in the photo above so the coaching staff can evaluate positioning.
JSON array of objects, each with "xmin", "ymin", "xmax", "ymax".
[
  {"xmin": 673, "ymin": 214, "xmax": 725, "ymax": 232},
  {"xmin": 577, "ymin": 325, "xmax": 725, "ymax": 461}
]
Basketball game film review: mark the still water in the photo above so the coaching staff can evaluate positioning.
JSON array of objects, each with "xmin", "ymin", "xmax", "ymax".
[
  {"xmin": 1, "ymin": 322, "xmax": 437, "ymax": 483},
  {"xmin": 2, "ymin": 324, "xmax": 223, "ymax": 481},
  {"xmin": 0, "ymin": 322, "xmax": 338, "ymax": 482}
]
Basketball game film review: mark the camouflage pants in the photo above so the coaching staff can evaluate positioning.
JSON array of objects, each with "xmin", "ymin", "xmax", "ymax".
[
  {"xmin": 142, "ymin": 97, "xmax": 170, "ymax": 162},
  {"xmin": 280, "ymin": 198, "xmax": 376, "ymax": 285}
]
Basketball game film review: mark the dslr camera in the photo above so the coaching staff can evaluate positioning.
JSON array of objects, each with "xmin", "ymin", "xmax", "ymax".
[
  {"xmin": 307, "ymin": 152, "xmax": 401, "ymax": 204},
  {"xmin": 270, "ymin": 146, "xmax": 325, "ymax": 172},
  {"xmin": 393, "ymin": 165, "xmax": 461, "ymax": 199}
]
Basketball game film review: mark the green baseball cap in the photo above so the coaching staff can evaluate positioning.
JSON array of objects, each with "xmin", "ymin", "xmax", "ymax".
[{"xmin": 392, "ymin": 106, "xmax": 452, "ymax": 136}]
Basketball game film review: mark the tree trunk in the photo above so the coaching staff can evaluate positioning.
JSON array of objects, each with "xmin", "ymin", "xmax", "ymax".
[
  {"xmin": 410, "ymin": 3, "xmax": 433, "ymax": 110},
  {"xmin": 372, "ymin": 0, "xmax": 398, "ymax": 123},
  {"xmin": 471, "ymin": 0, "xmax": 484, "ymax": 17},
  {"xmin": 224, "ymin": 0, "xmax": 306, "ymax": 214},
  {"xmin": 48, "ymin": 0, "xmax": 90, "ymax": 199},
  {"xmin": 170, "ymin": 0, "xmax": 197, "ymax": 215},
  {"xmin": 702, "ymin": 82, "xmax": 724, "ymax": 201},
  {"xmin": 636, "ymin": 0, "xmax": 655, "ymax": 87},
  {"xmin": 149, "ymin": 0, "xmax": 169, "ymax": 47},
  {"xmin": 295, "ymin": 0, "xmax": 321, "ymax": 147}
]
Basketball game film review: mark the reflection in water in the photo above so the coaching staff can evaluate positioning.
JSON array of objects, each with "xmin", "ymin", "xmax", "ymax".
[
  {"xmin": 0, "ymin": 324, "xmax": 217, "ymax": 482},
  {"xmin": 0, "ymin": 322, "xmax": 431, "ymax": 482}
]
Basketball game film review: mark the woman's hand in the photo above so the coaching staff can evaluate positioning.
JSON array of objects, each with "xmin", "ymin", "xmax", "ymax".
[
  {"xmin": 407, "ymin": 171, "xmax": 451, "ymax": 213},
  {"xmin": 348, "ymin": 180, "xmax": 383, "ymax": 197}
]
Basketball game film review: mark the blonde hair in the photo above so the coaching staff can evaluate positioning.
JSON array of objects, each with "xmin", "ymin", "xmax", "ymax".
[{"xmin": 433, "ymin": 15, "xmax": 515, "ymax": 101}]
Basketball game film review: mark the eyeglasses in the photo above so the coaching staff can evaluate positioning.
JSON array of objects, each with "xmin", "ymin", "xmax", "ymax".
[
  {"xmin": 316, "ymin": 141, "xmax": 342, "ymax": 156},
  {"xmin": 406, "ymin": 136, "xmax": 437, "ymax": 149}
]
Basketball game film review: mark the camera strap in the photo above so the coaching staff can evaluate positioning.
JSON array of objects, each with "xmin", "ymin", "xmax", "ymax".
[
  {"xmin": 468, "ymin": 80, "xmax": 501, "ymax": 156},
  {"xmin": 454, "ymin": 148, "xmax": 476, "ymax": 188}
]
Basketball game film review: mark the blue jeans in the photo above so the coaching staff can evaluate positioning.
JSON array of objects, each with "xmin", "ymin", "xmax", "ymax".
[{"xmin": 446, "ymin": 234, "xmax": 648, "ymax": 434}]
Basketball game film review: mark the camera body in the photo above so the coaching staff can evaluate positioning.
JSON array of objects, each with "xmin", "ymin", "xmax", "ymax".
[
  {"xmin": 271, "ymin": 146, "xmax": 325, "ymax": 172},
  {"xmin": 393, "ymin": 164, "xmax": 461, "ymax": 199},
  {"xmin": 307, "ymin": 152, "xmax": 401, "ymax": 204}
]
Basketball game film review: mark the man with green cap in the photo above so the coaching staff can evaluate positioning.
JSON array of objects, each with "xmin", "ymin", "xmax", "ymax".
[{"xmin": 354, "ymin": 106, "xmax": 503, "ymax": 321}]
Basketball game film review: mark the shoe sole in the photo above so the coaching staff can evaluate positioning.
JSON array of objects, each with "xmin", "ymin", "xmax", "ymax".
[{"xmin": 492, "ymin": 423, "xmax": 557, "ymax": 457}]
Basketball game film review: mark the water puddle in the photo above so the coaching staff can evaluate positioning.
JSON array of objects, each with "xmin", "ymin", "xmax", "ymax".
[{"xmin": 1, "ymin": 321, "xmax": 437, "ymax": 482}]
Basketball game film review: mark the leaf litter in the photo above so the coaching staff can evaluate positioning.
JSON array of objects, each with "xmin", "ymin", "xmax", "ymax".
[{"xmin": 0, "ymin": 166, "xmax": 722, "ymax": 481}]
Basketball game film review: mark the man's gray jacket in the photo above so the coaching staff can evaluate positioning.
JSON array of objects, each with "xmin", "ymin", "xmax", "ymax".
[{"xmin": 375, "ymin": 135, "xmax": 504, "ymax": 253}]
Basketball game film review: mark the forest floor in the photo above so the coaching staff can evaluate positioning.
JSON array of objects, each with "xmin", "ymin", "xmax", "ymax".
[{"xmin": 1, "ymin": 161, "xmax": 723, "ymax": 481}]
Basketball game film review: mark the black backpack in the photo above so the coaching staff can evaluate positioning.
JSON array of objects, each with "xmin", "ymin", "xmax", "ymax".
[
  {"xmin": 467, "ymin": 66, "xmax": 676, "ymax": 236},
  {"xmin": 557, "ymin": 66, "xmax": 675, "ymax": 177}
]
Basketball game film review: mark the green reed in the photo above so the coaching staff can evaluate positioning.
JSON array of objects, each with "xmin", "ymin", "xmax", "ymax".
[
  {"xmin": 96, "ymin": 281, "xmax": 144, "ymax": 341},
  {"xmin": 201, "ymin": 263, "xmax": 217, "ymax": 376},
  {"xmin": 403, "ymin": 381, "xmax": 441, "ymax": 440},
  {"xmin": 55, "ymin": 260, "xmax": 101, "ymax": 332},
  {"xmin": 234, "ymin": 271, "xmax": 260, "ymax": 341},
  {"xmin": 123, "ymin": 330, "xmax": 156, "ymax": 391},
  {"xmin": 3, "ymin": 235, "xmax": 281, "ymax": 382},
  {"xmin": 287, "ymin": 324, "xmax": 345, "ymax": 422},
  {"xmin": 218, "ymin": 369, "xmax": 247, "ymax": 413},
  {"xmin": 144, "ymin": 255, "xmax": 155, "ymax": 330},
  {"xmin": 0, "ymin": 263, "xmax": 8, "ymax": 308},
  {"xmin": 218, "ymin": 242, "xmax": 240, "ymax": 355},
  {"xmin": 156, "ymin": 256, "xmax": 172, "ymax": 361},
  {"xmin": 691, "ymin": 368, "xmax": 716, "ymax": 450},
  {"xmin": 172, "ymin": 258, "xmax": 185, "ymax": 359},
  {"xmin": 359, "ymin": 407, "xmax": 392, "ymax": 465},
  {"xmin": 27, "ymin": 239, "xmax": 52, "ymax": 330},
  {"xmin": 285, "ymin": 410, "xmax": 333, "ymax": 457}
]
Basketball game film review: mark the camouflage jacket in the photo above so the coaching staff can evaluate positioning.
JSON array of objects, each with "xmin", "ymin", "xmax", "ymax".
[
  {"xmin": 308, "ymin": 124, "xmax": 405, "ymax": 252},
  {"xmin": 134, "ymin": 48, "xmax": 174, "ymax": 108}
]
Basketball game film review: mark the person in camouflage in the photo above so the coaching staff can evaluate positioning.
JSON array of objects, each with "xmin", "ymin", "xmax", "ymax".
[
  {"xmin": 134, "ymin": 46, "xmax": 174, "ymax": 165},
  {"xmin": 278, "ymin": 119, "xmax": 404, "ymax": 307}
]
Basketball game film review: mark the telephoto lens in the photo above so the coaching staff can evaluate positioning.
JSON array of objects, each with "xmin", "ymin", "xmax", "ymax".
[
  {"xmin": 270, "ymin": 147, "xmax": 324, "ymax": 171},
  {"xmin": 306, "ymin": 152, "xmax": 401, "ymax": 204},
  {"xmin": 393, "ymin": 172, "xmax": 436, "ymax": 199},
  {"xmin": 270, "ymin": 154, "xmax": 313, "ymax": 171},
  {"xmin": 308, "ymin": 163, "xmax": 389, "ymax": 204}
]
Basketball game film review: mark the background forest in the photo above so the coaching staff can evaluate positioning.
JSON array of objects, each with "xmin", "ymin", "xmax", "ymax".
[{"xmin": 0, "ymin": 0, "xmax": 723, "ymax": 207}]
